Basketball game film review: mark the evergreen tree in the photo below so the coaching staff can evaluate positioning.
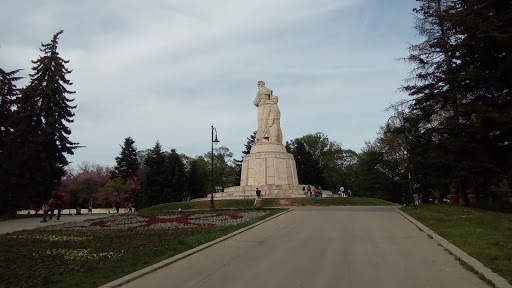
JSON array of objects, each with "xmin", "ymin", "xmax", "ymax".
[
  {"xmin": 233, "ymin": 130, "xmax": 256, "ymax": 184},
  {"xmin": 140, "ymin": 141, "xmax": 166, "ymax": 208},
  {"xmin": 401, "ymin": 1, "xmax": 512, "ymax": 203},
  {"xmin": 5, "ymin": 30, "xmax": 77, "ymax": 214},
  {"xmin": 165, "ymin": 149, "xmax": 187, "ymax": 202},
  {"xmin": 111, "ymin": 137, "xmax": 140, "ymax": 183},
  {"xmin": 187, "ymin": 157, "xmax": 209, "ymax": 199},
  {"xmin": 0, "ymin": 68, "xmax": 22, "ymax": 216}
]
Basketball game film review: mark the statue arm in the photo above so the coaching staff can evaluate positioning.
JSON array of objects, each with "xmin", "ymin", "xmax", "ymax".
[{"xmin": 253, "ymin": 93, "xmax": 261, "ymax": 106}]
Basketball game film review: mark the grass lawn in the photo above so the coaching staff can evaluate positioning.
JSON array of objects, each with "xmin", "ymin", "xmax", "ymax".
[
  {"xmin": 141, "ymin": 196, "xmax": 395, "ymax": 213},
  {"xmin": 401, "ymin": 204, "xmax": 512, "ymax": 285}
]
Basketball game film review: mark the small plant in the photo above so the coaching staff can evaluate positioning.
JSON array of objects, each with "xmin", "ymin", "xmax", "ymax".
[
  {"xmin": 428, "ymin": 188, "xmax": 442, "ymax": 203},
  {"xmin": 491, "ymin": 179, "xmax": 511, "ymax": 202}
]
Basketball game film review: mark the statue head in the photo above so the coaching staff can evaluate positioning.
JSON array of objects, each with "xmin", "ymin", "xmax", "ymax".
[
  {"xmin": 257, "ymin": 81, "xmax": 265, "ymax": 88},
  {"xmin": 271, "ymin": 95, "xmax": 278, "ymax": 103}
]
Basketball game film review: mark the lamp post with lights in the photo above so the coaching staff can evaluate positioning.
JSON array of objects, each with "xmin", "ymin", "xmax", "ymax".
[{"xmin": 210, "ymin": 124, "xmax": 219, "ymax": 211}]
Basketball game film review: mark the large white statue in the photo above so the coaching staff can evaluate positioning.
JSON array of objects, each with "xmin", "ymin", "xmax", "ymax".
[
  {"xmin": 253, "ymin": 81, "xmax": 282, "ymax": 144},
  {"xmin": 222, "ymin": 80, "xmax": 299, "ymax": 195},
  {"xmin": 253, "ymin": 81, "xmax": 272, "ymax": 143},
  {"xmin": 265, "ymin": 96, "xmax": 283, "ymax": 143}
]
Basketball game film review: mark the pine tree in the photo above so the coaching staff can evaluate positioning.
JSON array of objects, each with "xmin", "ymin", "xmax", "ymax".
[
  {"xmin": 187, "ymin": 158, "xmax": 209, "ymax": 199},
  {"xmin": 401, "ymin": 0, "xmax": 512, "ymax": 203},
  {"xmin": 165, "ymin": 149, "xmax": 187, "ymax": 202},
  {"xmin": 5, "ymin": 30, "xmax": 78, "ymax": 214},
  {"xmin": 0, "ymin": 68, "xmax": 22, "ymax": 216},
  {"xmin": 140, "ymin": 141, "xmax": 166, "ymax": 208},
  {"xmin": 233, "ymin": 131, "xmax": 256, "ymax": 184},
  {"xmin": 111, "ymin": 137, "xmax": 140, "ymax": 183}
]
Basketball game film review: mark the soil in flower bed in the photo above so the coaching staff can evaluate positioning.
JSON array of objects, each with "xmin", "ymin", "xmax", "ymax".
[{"xmin": 0, "ymin": 210, "xmax": 280, "ymax": 288}]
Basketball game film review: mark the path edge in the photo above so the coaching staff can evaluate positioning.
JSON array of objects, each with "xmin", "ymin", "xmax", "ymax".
[
  {"xmin": 99, "ymin": 208, "xmax": 293, "ymax": 288},
  {"xmin": 395, "ymin": 207, "xmax": 511, "ymax": 288}
]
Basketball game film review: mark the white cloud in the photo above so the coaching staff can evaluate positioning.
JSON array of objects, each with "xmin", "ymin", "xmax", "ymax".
[{"xmin": 1, "ymin": 0, "xmax": 418, "ymax": 167}]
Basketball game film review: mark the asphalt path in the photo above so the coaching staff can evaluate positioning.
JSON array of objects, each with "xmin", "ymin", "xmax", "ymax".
[
  {"xmin": 0, "ymin": 213, "xmax": 112, "ymax": 235},
  {"xmin": 120, "ymin": 206, "xmax": 489, "ymax": 288}
]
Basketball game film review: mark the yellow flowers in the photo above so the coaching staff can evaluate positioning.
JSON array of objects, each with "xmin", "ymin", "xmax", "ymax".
[
  {"xmin": 8, "ymin": 234, "xmax": 92, "ymax": 241},
  {"xmin": 40, "ymin": 248, "xmax": 124, "ymax": 260}
]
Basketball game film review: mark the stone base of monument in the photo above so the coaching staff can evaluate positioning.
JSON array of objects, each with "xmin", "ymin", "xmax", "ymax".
[
  {"xmin": 209, "ymin": 184, "xmax": 334, "ymax": 199},
  {"xmin": 221, "ymin": 184, "xmax": 302, "ymax": 198},
  {"xmin": 239, "ymin": 143, "xmax": 299, "ymax": 187}
]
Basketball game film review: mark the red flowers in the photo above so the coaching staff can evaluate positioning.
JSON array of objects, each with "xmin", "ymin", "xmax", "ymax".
[{"xmin": 44, "ymin": 211, "xmax": 269, "ymax": 232}]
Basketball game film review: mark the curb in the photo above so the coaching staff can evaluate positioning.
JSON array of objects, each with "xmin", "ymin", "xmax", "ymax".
[
  {"xmin": 99, "ymin": 208, "xmax": 294, "ymax": 288},
  {"xmin": 395, "ymin": 207, "xmax": 511, "ymax": 288}
]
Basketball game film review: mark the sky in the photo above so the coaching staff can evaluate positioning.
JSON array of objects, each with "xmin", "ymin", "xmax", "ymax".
[{"xmin": 0, "ymin": 0, "xmax": 420, "ymax": 168}]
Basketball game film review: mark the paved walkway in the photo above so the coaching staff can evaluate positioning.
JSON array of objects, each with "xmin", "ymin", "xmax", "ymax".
[
  {"xmin": 2, "ymin": 206, "xmax": 509, "ymax": 288},
  {"xmin": 0, "ymin": 213, "xmax": 113, "ymax": 235},
  {"xmin": 104, "ymin": 206, "xmax": 510, "ymax": 288}
]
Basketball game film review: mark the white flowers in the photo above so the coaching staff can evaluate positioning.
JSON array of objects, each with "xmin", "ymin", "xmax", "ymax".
[{"xmin": 40, "ymin": 210, "xmax": 271, "ymax": 231}]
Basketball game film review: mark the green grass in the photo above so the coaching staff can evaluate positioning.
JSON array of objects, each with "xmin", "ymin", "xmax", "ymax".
[
  {"xmin": 401, "ymin": 204, "xmax": 512, "ymax": 285},
  {"xmin": 138, "ymin": 197, "xmax": 394, "ymax": 213},
  {"xmin": 0, "ymin": 208, "xmax": 285, "ymax": 288},
  {"xmin": 286, "ymin": 197, "xmax": 393, "ymax": 206}
]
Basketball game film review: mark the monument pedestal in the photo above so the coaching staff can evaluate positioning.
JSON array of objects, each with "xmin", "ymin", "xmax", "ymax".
[
  {"xmin": 241, "ymin": 143, "xmax": 298, "ymax": 186},
  {"xmin": 220, "ymin": 143, "xmax": 302, "ymax": 199}
]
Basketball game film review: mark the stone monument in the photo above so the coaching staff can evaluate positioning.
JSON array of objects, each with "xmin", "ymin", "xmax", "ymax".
[{"xmin": 219, "ymin": 81, "xmax": 303, "ymax": 199}]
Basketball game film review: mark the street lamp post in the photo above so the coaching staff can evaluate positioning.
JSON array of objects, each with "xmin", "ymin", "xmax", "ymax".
[{"xmin": 210, "ymin": 124, "xmax": 219, "ymax": 211}]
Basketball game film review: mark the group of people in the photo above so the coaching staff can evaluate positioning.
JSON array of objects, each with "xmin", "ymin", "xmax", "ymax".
[
  {"xmin": 40, "ymin": 194, "xmax": 135, "ymax": 222},
  {"xmin": 111, "ymin": 197, "xmax": 134, "ymax": 213},
  {"xmin": 40, "ymin": 192, "xmax": 65, "ymax": 222},
  {"xmin": 302, "ymin": 185, "xmax": 324, "ymax": 197},
  {"xmin": 338, "ymin": 186, "xmax": 352, "ymax": 197}
]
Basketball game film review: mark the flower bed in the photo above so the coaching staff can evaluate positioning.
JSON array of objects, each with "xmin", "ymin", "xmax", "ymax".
[
  {"xmin": 1, "ymin": 210, "xmax": 277, "ymax": 288},
  {"xmin": 41, "ymin": 211, "xmax": 270, "ymax": 232}
]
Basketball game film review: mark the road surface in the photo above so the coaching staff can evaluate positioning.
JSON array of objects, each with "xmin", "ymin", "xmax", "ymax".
[{"xmin": 121, "ymin": 206, "xmax": 488, "ymax": 288}]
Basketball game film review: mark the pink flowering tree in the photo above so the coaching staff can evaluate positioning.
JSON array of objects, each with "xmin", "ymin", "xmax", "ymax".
[{"xmin": 61, "ymin": 162, "xmax": 110, "ymax": 208}]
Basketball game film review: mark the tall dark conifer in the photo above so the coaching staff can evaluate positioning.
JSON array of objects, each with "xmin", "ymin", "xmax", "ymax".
[
  {"xmin": 0, "ymin": 68, "xmax": 22, "ymax": 216},
  {"xmin": 165, "ymin": 149, "xmax": 187, "ymax": 202},
  {"xmin": 5, "ymin": 30, "xmax": 77, "ymax": 214},
  {"xmin": 111, "ymin": 137, "xmax": 140, "ymax": 183},
  {"xmin": 187, "ymin": 158, "xmax": 209, "ymax": 199},
  {"xmin": 140, "ymin": 141, "xmax": 166, "ymax": 208},
  {"xmin": 233, "ymin": 131, "xmax": 256, "ymax": 184},
  {"xmin": 401, "ymin": 0, "xmax": 512, "ymax": 202}
]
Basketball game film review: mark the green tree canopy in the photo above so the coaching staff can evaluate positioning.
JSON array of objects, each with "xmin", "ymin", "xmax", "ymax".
[
  {"xmin": 4, "ymin": 30, "xmax": 78, "ymax": 214},
  {"xmin": 111, "ymin": 136, "xmax": 140, "ymax": 183},
  {"xmin": 399, "ymin": 0, "xmax": 512, "ymax": 204},
  {"xmin": 0, "ymin": 68, "xmax": 22, "ymax": 216}
]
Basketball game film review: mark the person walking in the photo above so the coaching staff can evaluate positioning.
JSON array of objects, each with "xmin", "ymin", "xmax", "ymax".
[
  {"xmin": 318, "ymin": 186, "xmax": 323, "ymax": 197},
  {"xmin": 48, "ymin": 192, "xmax": 65, "ymax": 221},
  {"xmin": 88, "ymin": 199, "xmax": 93, "ymax": 215},
  {"xmin": 254, "ymin": 187, "xmax": 262, "ymax": 206},
  {"xmin": 128, "ymin": 203, "xmax": 134, "ymax": 213},
  {"xmin": 413, "ymin": 193, "xmax": 419, "ymax": 206},
  {"xmin": 307, "ymin": 185, "xmax": 312, "ymax": 197},
  {"xmin": 340, "ymin": 186, "xmax": 345, "ymax": 197},
  {"xmin": 114, "ymin": 197, "xmax": 121, "ymax": 213},
  {"xmin": 40, "ymin": 199, "xmax": 54, "ymax": 223}
]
